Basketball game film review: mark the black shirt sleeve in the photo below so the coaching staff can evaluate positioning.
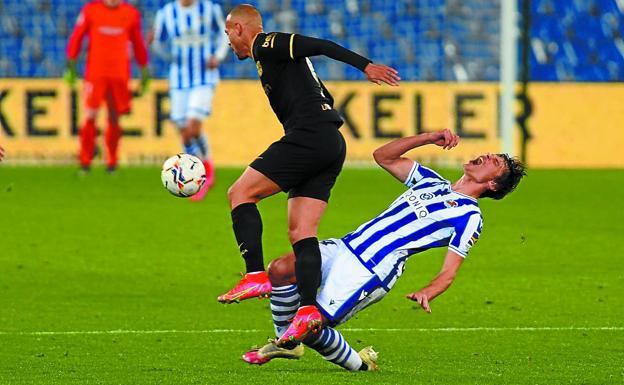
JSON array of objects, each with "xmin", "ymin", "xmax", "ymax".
[{"xmin": 253, "ymin": 32, "xmax": 372, "ymax": 72}]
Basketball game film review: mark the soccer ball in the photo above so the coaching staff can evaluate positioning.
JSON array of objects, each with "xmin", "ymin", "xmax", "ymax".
[{"xmin": 161, "ymin": 154, "xmax": 206, "ymax": 197}]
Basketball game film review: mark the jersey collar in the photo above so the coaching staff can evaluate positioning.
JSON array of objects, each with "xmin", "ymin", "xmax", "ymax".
[
  {"xmin": 249, "ymin": 32, "xmax": 261, "ymax": 61},
  {"xmin": 451, "ymin": 188, "xmax": 479, "ymax": 203}
]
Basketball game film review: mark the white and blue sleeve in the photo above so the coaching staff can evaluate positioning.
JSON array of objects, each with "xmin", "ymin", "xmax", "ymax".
[
  {"xmin": 448, "ymin": 213, "xmax": 483, "ymax": 258},
  {"xmin": 404, "ymin": 162, "xmax": 446, "ymax": 188},
  {"xmin": 212, "ymin": 2, "xmax": 229, "ymax": 62},
  {"xmin": 152, "ymin": 8, "xmax": 172, "ymax": 61}
]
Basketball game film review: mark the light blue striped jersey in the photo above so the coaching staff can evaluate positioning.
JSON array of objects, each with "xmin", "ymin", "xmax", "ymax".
[
  {"xmin": 341, "ymin": 161, "xmax": 483, "ymax": 289},
  {"xmin": 152, "ymin": 0, "xmax": 228, "ymax": 89}
]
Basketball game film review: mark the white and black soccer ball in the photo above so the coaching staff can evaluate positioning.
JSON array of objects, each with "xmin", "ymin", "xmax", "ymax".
[{"xmin": 161, "ymin": 154, "xmax": 206, "ymax": 197}]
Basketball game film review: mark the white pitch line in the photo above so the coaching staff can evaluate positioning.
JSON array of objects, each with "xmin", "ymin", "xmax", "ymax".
[
  {"xmin": 343, "ymin": 326, "xmax": 624, "ymax": 332},
  {"xmin": 0, "ymin": 326, "xmax": 622, "ymax": 336}
]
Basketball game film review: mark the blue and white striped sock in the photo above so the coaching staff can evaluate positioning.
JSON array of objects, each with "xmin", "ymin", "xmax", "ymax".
[
  {"xmin": 270, "ymin": 285, "xmax": 300, "ymax": 338},
  {"xmin": 194, "ymin": 133, "xmax": 210, "ymax": 160},
  {"xmin": 305, "ymin": 327, "xmax": 362, "ymax": 371}
]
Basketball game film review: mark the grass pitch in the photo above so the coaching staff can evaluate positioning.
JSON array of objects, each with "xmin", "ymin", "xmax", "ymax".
[{"xmin": 0, "ymin": 166, "xmax": 623, "ymax": 385}]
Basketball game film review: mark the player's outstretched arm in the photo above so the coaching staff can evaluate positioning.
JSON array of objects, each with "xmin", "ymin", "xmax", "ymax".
[
  {"xmin": 373, "ymin": 129, "xmax": 460, "ymax": 182},
  {"xmin": 256, "ymin": 33, "xmax": 399, "ymax": 86},
  {"xmin": 294, "ymin": 35, "xmax": 399, "ymax": 86},
  {"xmin": 406, "ymin": 250, "xmax": 464, "ymax": 313},
  {"xmin": 363, "ymin": 63, "xmax": 400, "ymax": 86}
]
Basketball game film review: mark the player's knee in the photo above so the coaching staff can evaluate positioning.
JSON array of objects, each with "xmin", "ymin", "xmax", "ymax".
[
  {"xmin": 226, "ymin": 184, "xmax": 237, "ymax": 204},
  {"xmin": 288, "ymin": 225, "xmax": 314, "ymax": 244},
  {"xmin": 187, "ymin": 119, "xmax": 202, "ymax": 136},
  {"xmin": 287, "ymin": 227, "xmax": 299, "ymax": 244},
  {"xmin": 227, "ymin": 183, "xmax": 245, "ymax": 205},
  {"xmin": 227, "ymin": 182, "xmax": 258, "ymax": 207},
  {"xmin": 267, "ymin": 256, "xmax": 295, "ymax": 286},
  {"xmin": 180, "ymin": 128, "xmax": 193, "ymax": 143}
]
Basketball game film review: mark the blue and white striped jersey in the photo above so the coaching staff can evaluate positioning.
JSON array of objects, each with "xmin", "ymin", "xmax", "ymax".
[
  {"xmin": 341, "ymin": 161, "xmax": 483, "ymax": 289},
  {"xmin": 152, "ymin": 0, "xmax": 228, "ymax": 89}
]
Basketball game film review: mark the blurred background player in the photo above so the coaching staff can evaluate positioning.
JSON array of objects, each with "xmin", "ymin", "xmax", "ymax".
[
  {"xmin": 0, "ymin": 145, "xmax": 4, "ymax": 161},
  {"xmin": 65, "ymin": 0, "xmax": 149, "ymax": 173},
  {"xmin": 149, "ymin": 0, "xmax": 228, "ymax": 200}
]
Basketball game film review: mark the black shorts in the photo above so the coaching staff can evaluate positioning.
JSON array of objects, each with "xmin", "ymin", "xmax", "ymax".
[{"xmin": 250, "ymin": 123, "xmax": 346, "ymax": 202}]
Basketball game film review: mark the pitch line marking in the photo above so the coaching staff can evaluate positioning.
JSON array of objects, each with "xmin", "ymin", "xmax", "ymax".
[{"xmin": 0, "ymin": 326, "xmax": 622, "ymax": 336}]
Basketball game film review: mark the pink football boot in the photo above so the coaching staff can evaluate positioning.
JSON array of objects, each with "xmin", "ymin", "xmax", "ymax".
[
  {"xmin": 217, "ymin": 271, "xmax": 272, "ymax": 304},
  {"xmin": 276, "ymin": 305, "xmax": 322, "ymax": 347}
]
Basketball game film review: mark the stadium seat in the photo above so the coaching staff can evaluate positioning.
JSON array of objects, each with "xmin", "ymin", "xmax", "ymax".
[{"xmin": 1, "ymin": 0, "xmax": 622, "ymax": 81}]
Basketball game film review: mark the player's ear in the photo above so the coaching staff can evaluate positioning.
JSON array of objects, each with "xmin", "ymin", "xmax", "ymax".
[
  {"xmin": 486, "ymin": 180, "xmax": 498, "ymax": 192},
  {"xmin": 235, "ymin": 22, "xmax": 244, "ymax": 36}
]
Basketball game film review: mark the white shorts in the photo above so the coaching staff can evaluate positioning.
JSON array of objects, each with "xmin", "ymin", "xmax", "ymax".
[
  {"xmin": 170, "ymin": 85, "xmax": 215, "ymax": 128},
  {"xmin": 317, "ymin": 239, "xmax": 389, "ymax": 326}
]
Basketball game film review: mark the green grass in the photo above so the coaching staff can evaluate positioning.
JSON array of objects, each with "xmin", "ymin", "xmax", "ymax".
[{"xmin": 0, "ymin": 166, "xmax": 623, "ymax": 385}]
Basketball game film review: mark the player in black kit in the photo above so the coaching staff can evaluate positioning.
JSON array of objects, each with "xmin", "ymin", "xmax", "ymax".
[{"xmin": 219, "ymin": 4, "xmax": 400, "ymax": 346}]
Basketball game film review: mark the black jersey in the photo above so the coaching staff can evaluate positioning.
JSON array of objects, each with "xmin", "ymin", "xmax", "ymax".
[{"xmin": 251, "ymin": 32, "xmax": 371, "ymax": 131}]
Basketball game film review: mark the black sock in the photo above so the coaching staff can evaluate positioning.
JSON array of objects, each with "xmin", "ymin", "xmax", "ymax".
[
  {"xmin": 359, "ymin": 362, "xmax": 369, "ymax": 371},
  {"xmin": 231, "ymin": 203, "xmax": 264, "ymax": 273},
  {"xmin": 293, "ymin": 237, "xmax": 321, "ymax": 306}
]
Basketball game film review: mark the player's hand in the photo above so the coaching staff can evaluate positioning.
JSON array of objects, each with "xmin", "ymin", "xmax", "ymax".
[
  {"xmin": 406, "ymin": 291, "xmax": 431, "ymax": 313},
  {"xmin": 364, "ymin": 63, "xmax": 400, "ymax": 86},
  {"xmin": 206, "ymin": 56, "xmax": 219, "ymax": 69},
  {"xmin": 0, "ymin": 145, "xmax": 5, "ymax": 162},
  {"xmin": 428, "ymin": 129, "xmax": 460, "ymax": 150},
  {"xmin": 138, "ymin": 67, "xmax": 150, "ymax": 96},
  {"xmin": 63, "ymin": 61, "xmax": 78, "ymax": 89}
]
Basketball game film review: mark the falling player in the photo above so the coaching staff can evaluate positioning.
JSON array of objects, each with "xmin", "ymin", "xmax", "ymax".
[
  {"xmin": 150, "ymin": 0, "xmax": 228, "ymax": 200},
  {"xmin": 241, "ymin": 129, "xmax": 526, "ymax": 370},
  {"xmin": 65, "ymin": 0, "xmax": 149, "ymax": 173},
  {"xmin": 218, "ymin": 4, "xmax": 400, "ymax": 348}
]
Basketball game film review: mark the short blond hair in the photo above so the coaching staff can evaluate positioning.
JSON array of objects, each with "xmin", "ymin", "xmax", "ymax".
[{"xmin": 228, "ymin": 4, "xmax": 262, "ymax": 27}]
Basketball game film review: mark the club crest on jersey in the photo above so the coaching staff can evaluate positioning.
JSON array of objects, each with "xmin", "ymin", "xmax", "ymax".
[
  {"xmin": 256, "ymin": 61, "xmax": 263, "ymax": 77},
  {"xmin": 444, "ymin": 200, "xmax": 458, "ymax": 208}
]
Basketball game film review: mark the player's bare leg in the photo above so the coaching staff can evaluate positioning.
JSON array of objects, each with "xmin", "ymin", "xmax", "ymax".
[
  {"xmin": 79, "ymin": 107, "xmax": 98, "ymax": 172},
  {"xmin": 275, "ymin": 197, "xmax": 326, "ymax": 346},
  {"xmin": 104, "ymin": 95, "xmax": 121, "ymax": 173},
  {"xmin": 218, "ymin": 168, "xmax": 281, "ymax": 303}
]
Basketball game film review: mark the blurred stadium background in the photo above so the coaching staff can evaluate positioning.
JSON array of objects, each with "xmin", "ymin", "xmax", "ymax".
[
  {"xmin": 1, "ymin": 0, "xmax": 623, "ymax": 167},
  {"xmin": 2, "ymin": 1, "xmax": 624, "ymax": 384},
  {"xmin": 2, "ymin": 0, "xmax": 624, "ymax": 81}
]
